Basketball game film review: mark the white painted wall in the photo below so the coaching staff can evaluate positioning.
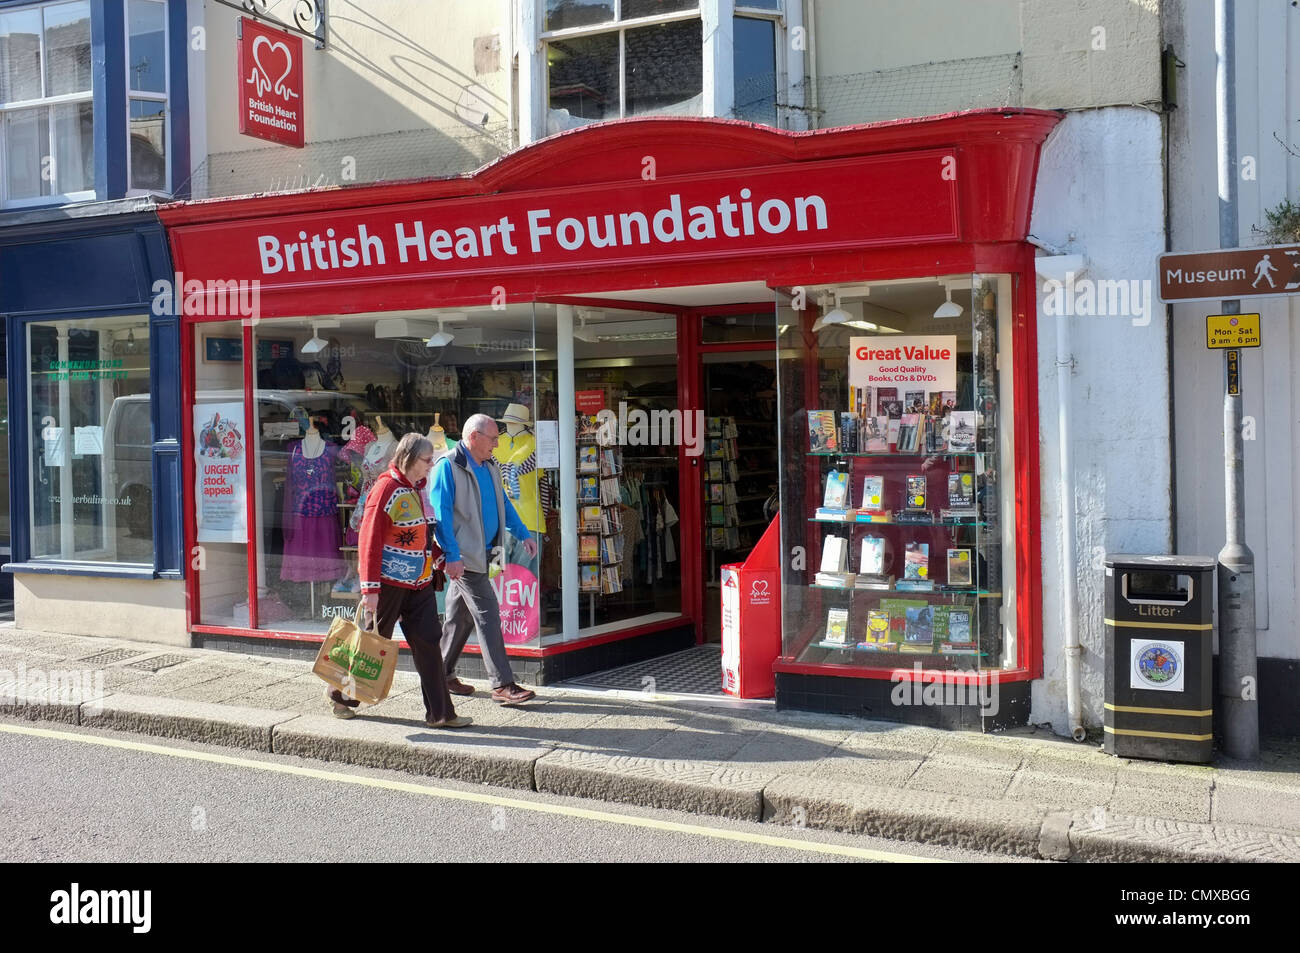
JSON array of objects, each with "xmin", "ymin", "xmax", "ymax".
[
  {"xmin": 1029, "ymin": 107, "xmax": 1171, "ymax": 732},
  {"xmin": 1168, "ymin": 0, "xmax": 1300, "ymax": 664}
]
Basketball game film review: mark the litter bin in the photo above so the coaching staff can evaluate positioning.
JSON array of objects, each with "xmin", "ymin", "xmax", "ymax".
[{"xmin": 1104, "ymin": 554, "xmax": 1215, "ymax": 763}]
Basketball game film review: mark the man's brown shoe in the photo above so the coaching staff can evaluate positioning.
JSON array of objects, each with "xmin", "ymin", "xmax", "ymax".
[
  {"xmin": 446, "ymin": 677, "xmax": 475, "ymax": 697},
  {"xmin": 491, "ymin": 683, "xmax": 536, "ymax": 705}
]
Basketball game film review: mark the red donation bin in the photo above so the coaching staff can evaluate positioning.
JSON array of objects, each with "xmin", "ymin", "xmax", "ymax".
[{"xmin": 721, "ymin": 515, "xmax": 781, "ymax": 698}]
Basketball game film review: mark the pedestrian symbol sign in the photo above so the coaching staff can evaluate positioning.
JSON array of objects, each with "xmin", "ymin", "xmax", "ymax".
[
  {"xmin": 1158, "ymin": 243, "xmax": 1300, "ymax": 303},
  {"xmin": 1206, "ymin": 313, "xmax": 1260, "ymax": 349}
]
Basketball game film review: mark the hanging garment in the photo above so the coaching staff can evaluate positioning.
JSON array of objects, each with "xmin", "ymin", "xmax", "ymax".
[
  {"xmin": 492, "ymin": 429, "xmax": 542, "ymax": 533},
  {"xmin": 281, "ymin": 441, "xmax": 346, "ymax": 582},
  {"xmin": 661, "ymin": 497, "xmax": 678, "ymax": 564}
]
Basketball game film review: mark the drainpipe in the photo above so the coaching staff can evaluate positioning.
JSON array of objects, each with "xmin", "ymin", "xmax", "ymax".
[
  {"xmin": 1033, "ymin": 247, "xmax": 1089, "ymax": 742},
  {"xmin": 804, "ymin": 0, "xmax": 818, "ymax": 129}
]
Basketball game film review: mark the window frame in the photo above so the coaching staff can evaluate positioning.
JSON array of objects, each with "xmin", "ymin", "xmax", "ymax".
[
  {"xmin": 123, "ymin": 0, "xmax": 169, "ymax": 198},
  {"xmin": 0, "ymin": 0, "xmax": 95, "ymax": 209},
  {"xmin": 541, "ymin": 2, "xmax": 705, "ymax": 125},
  {"xmin": 531, "ymin": 0, "xmax": 797, "ymax": 140}
]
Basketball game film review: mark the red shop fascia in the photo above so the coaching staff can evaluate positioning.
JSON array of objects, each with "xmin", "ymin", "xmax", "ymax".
[{"xmin": 159, "ymin": 108, "xmax": 1060, "ymax": 686}]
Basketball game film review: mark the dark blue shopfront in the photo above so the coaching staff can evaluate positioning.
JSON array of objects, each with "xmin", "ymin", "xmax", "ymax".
[{"xmin": 1, "ymin": 208, "xmax": 184, "ymax": 596}]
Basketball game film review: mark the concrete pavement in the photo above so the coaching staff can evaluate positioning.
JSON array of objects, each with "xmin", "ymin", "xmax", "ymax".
[{"xmin": 2, "ymin": 624, "xmax": 1298, "ymax": 862}]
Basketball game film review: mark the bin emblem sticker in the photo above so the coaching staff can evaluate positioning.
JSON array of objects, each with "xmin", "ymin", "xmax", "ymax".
[
  {"xmin": 749, "ymin": 579, "xmax": 771, "ymax": 606},
  {"xmin": 1130, "ymin": 639, "xmax": 1185, "ymax": 693}
]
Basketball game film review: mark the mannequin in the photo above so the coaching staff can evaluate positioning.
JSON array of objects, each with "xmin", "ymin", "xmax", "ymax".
[
  {"xmin": 281, "ymin": 418, "xmax": 345, "ymax": 583},
  {"xmin": 492, "ymin": 403, "xmax": 542, "ymax": 534},
  {"xmin": 348, "ymin": 415, "xmax": 399, "ymax": 535},
  {"xmin": 427, "ymin": 412, "xmax": 448, "ymax": 453}
]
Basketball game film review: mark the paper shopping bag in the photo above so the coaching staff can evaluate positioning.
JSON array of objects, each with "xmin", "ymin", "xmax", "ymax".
[{"xmin": 312, "ymin": 606, "xmax": 398, "ymax": 705}]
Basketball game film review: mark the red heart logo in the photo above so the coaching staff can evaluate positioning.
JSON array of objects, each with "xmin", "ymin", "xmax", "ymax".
[{"xmin": 380, "ymin": 650, "xmax": 387, "ymax": 656}]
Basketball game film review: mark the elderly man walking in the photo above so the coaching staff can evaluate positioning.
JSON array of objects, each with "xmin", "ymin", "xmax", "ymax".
[{"xmin": 430, "ymin": 413, "xmax": 539, "ymax": 705}]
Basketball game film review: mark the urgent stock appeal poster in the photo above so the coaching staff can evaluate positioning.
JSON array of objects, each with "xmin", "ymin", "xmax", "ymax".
[{"xmin": 194, "ymin": 404, "xmax": 249, "ymax": 543}]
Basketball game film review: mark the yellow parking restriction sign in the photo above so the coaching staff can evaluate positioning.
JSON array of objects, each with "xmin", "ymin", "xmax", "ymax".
[{"xmin": 1206, "ymin": 313, "xmax": 1260, "ymax": 349}]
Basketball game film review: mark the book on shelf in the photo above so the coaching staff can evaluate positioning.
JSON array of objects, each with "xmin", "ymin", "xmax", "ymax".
[
  {"xmin": 579, "ymin": 564, "xmax": 600, "ymax": 591},
  {"xmin": 601, "ymin": 566, "xmax": 623, "ymax": 594},
  {"xmin": 710, "ymin": 504, "xmax": 726, "ymax": 526},
  {"xmin": 896, "ymin": 414, "xmax": 921, "ymax": 453},
  {"xmin": 928, "ymin": 392, "xmax": 945, "ymax": 416},
  {"xmin": 939, "ymin": 391, "xmax": 957, "ymax": 414},
  {"xmin": 905, "ymin": 475, "xmax": 928, "ymax": 511},
  {"xmin": 903, "ymin": 541, "xmax": 929, "ymax": 581},
  {"xmin": 939, "ymin": 509, "xmax": 978, "ymax": 522},
  {"xmin": 947, "ymin": 472, "xmax": 975, "ymax": 509},
  {"xmin": 904, "ymin": 390, "xmax": 926, "ymax": 415},
  {"xmin": 854, "ymin": 574, "xmax": 892, "ymax": 590},
  {"xmin": 924, "ymin": 414, "xmax": 945, "ymax": 453},
  {"xmin": 945, "ymin": 607, "xmax": 975, "ymax": 645},
  {"xmin": 601, "ymin": 536, "xmax": 624, "ymax": 565},
  {"xmin": 814, "ymin": 571, "xmax": 857, "ymax": 589},
  {"xmin": 726, "ymin": 461, "xmax": 739, "ymax": 482},
  {"xmin": 879, "ymin": 598, "xmax": 927, "ymax": 641},
  {"xmin": 875, "ymin": 388, "xmax": 898, "ymax": 417},
  {"xmin": 807, "ymin": 410, "xmax": 838, "ymax": 453},
  {"xmin": 579, "ymin": 476, "xmax": 600, "ymax": 503},
  {"xmin": 710, "ymin": 483, "xmax": 723, "ymax": 503},
  {"xmin": 823, "ymin": 469, "xmax": 851, "ymax": 510},
  {"xmin": 707, "ymin": 460, "xmax": 723, "ymax": 481},
  {"xmin": 862, "ymin": 609, "xmax": 893, "ymax": 648},
  {"xmin": 861, "ymin": 475, "xmax": 884, "ymax": 511},
  {"xmin": 815, "ymin": 507, "xmax": 858, "ymax": 522},
  {"xmin": 904, "ymin": 605, "xmax": 935, "ymax": 645},
  {"xmin": 606, "ymin": 505, "xmax": 623, "ymax": 533},
  {"xmin": 862, "ymin": 416, "xmax": 889, "ymax": 452},
  {"xmin": 579, "ymin": 535, "xmax": 599, "ymax": 562},
  {"xmin": 581, "ymin": 505, "xmax": 604, "ymax": 533},
  {"xmin": 823, "ymin": 608, "xmax": 851, "ymax": 645},
  {"xmin": 820, "ymin": 535, "xmax": 849, "ymax": 572},
  {"xmin": 947, "ymin": 548, "xmax": 973, "ymax": 587},
  {"xmin": 947, "ymin": 411, "xmax": 977, "ymax": 452},
  {"xmin": 723, "ymin": 484, "xmax": 738, "ymax": 505},
  {"xmin": 600, "ymin": 477, "xmax": 621, "ymax": 505},
  {"xmin": 899, "ymin": 643, "xmax": 936, "ymax": 654},
  {"xmin": 859, "ymin": 536, "xmax": 886, "ymax": 575},
  {"xmin": 706, "ymin": 416, "xmax": 723, "ymax": 437},
  {"xmin": 578, "ymin": 446, "xmax": 599, "ymax": 473},
  {"xmin": 599, "ymin": 449, "xmax": 621, "ymax": 477},
  {"xmin": 839, "ymin": 412, "xmax": 859, "ymax": 454},
  {"xmin": 894, "ymin": 579, "xmax": 935, "ymax": 592},
  {"xmin": 854, "ymin": 509, "xmax": 893, "ymax": 523},
  {"xmin": 886, "ymin": 417, "xmax": 901, "ymax": 448},
  {"xmin": 940, "ymin": 644, "xmax": 980, "ymax": 655}
]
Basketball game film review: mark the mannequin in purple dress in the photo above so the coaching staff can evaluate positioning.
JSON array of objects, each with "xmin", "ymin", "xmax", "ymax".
[{"xmin": 280, "ymin": 423, "xmax": 346, "ymax": 582}]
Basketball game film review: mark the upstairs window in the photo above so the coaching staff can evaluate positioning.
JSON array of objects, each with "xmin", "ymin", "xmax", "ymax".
[
  {"xmin": 0, "ymin": 0, "xmax": 93, "ymax": 208},
  {"xmin": 543, "ymin": 0, "xmax": 703, "ymax": 135},
  {"xmin": 126, "ymin": 0, "xmax": 168, "ymax": 194}
]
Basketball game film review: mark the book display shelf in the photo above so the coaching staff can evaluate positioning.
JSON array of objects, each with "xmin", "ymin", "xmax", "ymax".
[{"xmin": 779, "ymin": 276, "xmax": 1016, "ymax": 675}]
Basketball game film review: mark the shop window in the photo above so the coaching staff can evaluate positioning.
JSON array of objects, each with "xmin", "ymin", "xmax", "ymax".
[
  {"xmin": 126, "ymin": 0, "xmax": 168, "ymax": 195},
  {"xmin": 27, "ymin": 316, "xmax": 153, "ymax": 565},
  {"xmin": 777, "ymin": 276, "xmax": 1018, "ymax": 674},
  {"xmin": 0, "ymin": 1, "xmax": 94, "ymax": 207},
  {"xmin": 544, "ymin": 1, "xmax": 702, "ymax": 133},
  {"xmin": 191, "ymin": 309, "xmax": 563, "ymax": 643}
]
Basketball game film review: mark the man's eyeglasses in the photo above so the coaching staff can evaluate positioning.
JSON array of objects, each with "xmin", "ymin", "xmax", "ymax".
[{"xmin": 474, "ymin": 430, "xmax": 499, "ymax": 443}]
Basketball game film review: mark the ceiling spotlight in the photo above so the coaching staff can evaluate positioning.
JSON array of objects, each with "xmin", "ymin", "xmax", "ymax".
[
  {"xmin": 934, "ymin": 283, "xmax": 964, "ymax": 319},
  {"xmin": 426, "ymin": 318, "xmax": 456, "ymax": 348},
  {"xmin": 126, "ymin": 328, "xmax": 136, "ymax": 353},
  {"xmin": 574, "ymin": 310, "xmax": 603, "ymax": 343},
  {"xmin": 811, "ymin": 291, "xmax": 853, "ymax": 333},
  {"xmin": 301, "ymin": 319, "xmax": 339, "ymax": 354}
]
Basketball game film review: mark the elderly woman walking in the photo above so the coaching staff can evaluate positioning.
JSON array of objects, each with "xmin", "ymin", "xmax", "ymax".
[{"xmin": 328, "ymin": 431, "xmax": 470, "ymax": 728}]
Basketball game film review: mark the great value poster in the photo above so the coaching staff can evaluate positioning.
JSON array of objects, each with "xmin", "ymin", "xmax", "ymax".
[
  {"xmin": 194, "ymin": 403, "xmax": 248, "ymax": 543},
  {"xmin": 848, "ymin": 335, "xmax": 958, "ymax": 398}
]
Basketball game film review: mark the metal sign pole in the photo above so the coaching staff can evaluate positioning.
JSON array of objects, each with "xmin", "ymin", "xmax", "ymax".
[{"xmin": 1215, "ymin": 0, "xmax": 1259, "ymax": 760}]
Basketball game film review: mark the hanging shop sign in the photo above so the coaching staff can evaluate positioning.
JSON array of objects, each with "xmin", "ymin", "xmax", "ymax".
[
  {"xmin": 238, "ymin": 17, "xmax": 305, "ymax": 148},
  {"xmin": 170, "ymin": 151, "xmax": 959, "ymax": 291},
  {"xmin": 194, "ymin": 403, "xmax": 249, "ymax": 543}
]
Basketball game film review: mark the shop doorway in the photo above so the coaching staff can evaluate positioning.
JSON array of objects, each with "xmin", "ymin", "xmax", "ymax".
[{"xmin": 699, "ymin": 351, "xmax": 779, "ymax": 643}]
